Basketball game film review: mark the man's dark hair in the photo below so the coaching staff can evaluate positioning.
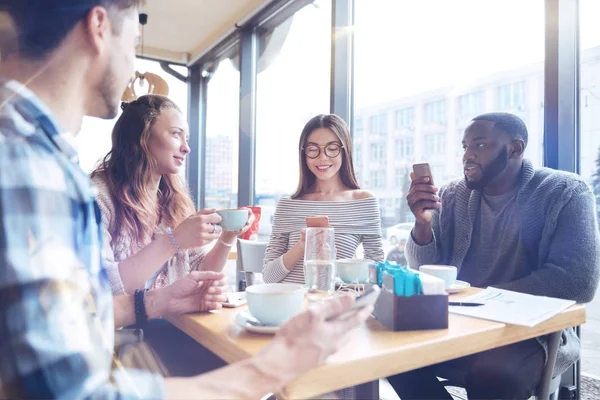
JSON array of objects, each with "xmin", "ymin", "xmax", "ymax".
[
  {"xmin": 472, "ymin": 112, "xmax": 529, "ymax": 146},
  {"xmin": 0, "ymin": 0, "xmax": 143, "ymax": 60}
]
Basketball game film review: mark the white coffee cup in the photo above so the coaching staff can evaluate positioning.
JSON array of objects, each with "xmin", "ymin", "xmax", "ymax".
[
  {"xmin": 245, "ymin": 283, "xmax": 305, "ymax": 326},
  {"xmin": 418, "ymin": 265, "xmax": 457, "ymax": 288}
]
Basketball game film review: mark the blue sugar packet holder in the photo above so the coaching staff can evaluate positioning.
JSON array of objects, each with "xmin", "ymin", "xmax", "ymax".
[
  {"xmin": 368, "ymin": 261, "xmax": 447, "ymax": 331},
  {"xmin": 370, "ymin": 261, "xmax": 423, "ymax": 296}
]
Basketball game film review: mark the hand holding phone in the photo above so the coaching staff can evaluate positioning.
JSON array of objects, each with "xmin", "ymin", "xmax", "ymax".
[
  {"xmin": 326, "ymin": 285, "xmax": 380, "ymax": 321},
  {"xmin": 408, "ymin": 163, "xmax": 441, "ymax": 224},
  {"xmin": 412, "ymin": 163, "xmax": 434, "ymax": 185}
]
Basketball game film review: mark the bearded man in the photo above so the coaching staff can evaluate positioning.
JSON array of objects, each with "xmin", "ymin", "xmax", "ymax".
[{"xmin": 388, "ymin": 112, "xmax": 599, "ymax": 399}]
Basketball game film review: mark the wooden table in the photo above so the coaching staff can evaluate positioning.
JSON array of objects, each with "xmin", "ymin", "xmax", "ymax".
[{"xmin": 168, "ymin": 288, "xmax": 586, "ymax": 399}]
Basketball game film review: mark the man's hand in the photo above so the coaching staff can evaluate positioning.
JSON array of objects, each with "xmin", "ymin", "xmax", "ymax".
[
  {"xmin": 146, "ymin": 271, "xmax": 228, "ymax": 319},
  {"xmin": 406, "ymin": 172, "xmax": 440, "ymax": 225},
  {"xmin": 255, "ymin": 294, "xmax": 373, "ymax": 383},
  {"xmin": 406, "ymin": 172, "xmax": 440, "ymax": 245}
]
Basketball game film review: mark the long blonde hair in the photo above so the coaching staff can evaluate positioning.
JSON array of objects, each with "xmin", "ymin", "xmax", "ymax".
[{"xmin": 92, "ymin": 94, "xmax": 195, "ymax": 247}]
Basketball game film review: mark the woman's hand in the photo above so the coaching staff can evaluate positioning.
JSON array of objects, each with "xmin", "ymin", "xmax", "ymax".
[
  {"xmin": 219, "ymin": 208, "xmax": 255, "ymax": 245},
  {"xmin": 173, "ymin": 209, "xmax": 223, "ymax": 249},
  {"xmin": 223, "ymin": 207, "xmax": 255, "ymax": 234}
]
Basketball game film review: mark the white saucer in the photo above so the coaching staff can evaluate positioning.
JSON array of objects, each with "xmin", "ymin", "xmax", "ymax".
[
  {"xmin": 447, "ymin": 280, "xmax": 471, "ymax": 294},
  {"xmin": 234, "ymin": 310, "xmax": 279, "ymax": 334}
]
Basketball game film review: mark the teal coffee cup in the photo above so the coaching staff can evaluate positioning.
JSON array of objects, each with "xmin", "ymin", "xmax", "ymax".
[
  {"xmin": 245, "ymin": 283, "xmax": 305, "ymax": 326},
  {"xmin": 216, "ymin": 209, "xmax": 249, "ymax": 231}
]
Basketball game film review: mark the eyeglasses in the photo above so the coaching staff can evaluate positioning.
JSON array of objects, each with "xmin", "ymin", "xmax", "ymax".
[{"xmin": 302, "ymin": 143, "xmax": 344, "ymax": 159}]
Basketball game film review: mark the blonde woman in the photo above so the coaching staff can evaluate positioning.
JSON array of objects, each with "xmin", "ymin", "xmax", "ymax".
[{"xmin": 92, "ymin": 95, "xmax": 252, "ymax": 295}]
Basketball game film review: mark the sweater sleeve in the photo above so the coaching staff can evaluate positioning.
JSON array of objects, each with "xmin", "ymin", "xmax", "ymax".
[
  {"xmin": 262, "ymin": 202, "xmax": 294, "ymax": 283},
  {"xmin": 404, "ymin": 189, "xmax": 444, "ymax": 268},
  {"xmin": 496, "ymin": 187, "xmax": 600, "ymax": 303},
  {"xmin": 95, "ymin": 185, "xmax": 126, "ymax": 295},
  {"xmin": 361, "ymin": 203, "xmax": 385, "ymax": 262},
  {"xmin": 189, "ymin": 246, "xmax": 207, "ymax": 271},
  {"xmin": 262, "ymin": 233, "xmax": 292, "ymax": 283}
]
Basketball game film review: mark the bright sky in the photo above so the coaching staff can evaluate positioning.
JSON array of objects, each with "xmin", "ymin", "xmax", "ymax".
[{"xmin": 76, "ymin": 0, "xmax": 600, "ymax": 192}]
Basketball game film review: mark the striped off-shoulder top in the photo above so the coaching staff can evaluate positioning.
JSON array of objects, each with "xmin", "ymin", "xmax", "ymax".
[{"xmin": 262, "ymin": 196, "xmax": 385, "ymax": 284}]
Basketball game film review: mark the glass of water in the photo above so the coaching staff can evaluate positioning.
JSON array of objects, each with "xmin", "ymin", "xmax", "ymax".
[{"xmin": 304, "ymin": 227, "xmax": 336, "ymax": 303}]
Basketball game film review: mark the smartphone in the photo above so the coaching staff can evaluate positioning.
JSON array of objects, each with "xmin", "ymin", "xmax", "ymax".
[
  {"xmin": 412, "ymin": 163, "xmax": 434, "ymax": 185},
  {"xmin": 327, "ymin": 285, "xmax": 381, "ymax": 321},
  {"xmin": 306, "ymin": 215, "xmax": 330, "ymax": 228},
  {"xmin": 222, "ymin": 292, "xmax": 248, "ymax": 308}
]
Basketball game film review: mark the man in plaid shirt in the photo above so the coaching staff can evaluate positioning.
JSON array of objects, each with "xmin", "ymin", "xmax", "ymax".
[{"xmin": 0, "ymin": 1, "xmax": 371, "ymax": 398}]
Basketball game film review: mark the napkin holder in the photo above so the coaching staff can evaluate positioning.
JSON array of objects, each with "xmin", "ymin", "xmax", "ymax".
[{"xmin": 367, "ymin": 274, "xmax": 448, "ymax": 331}]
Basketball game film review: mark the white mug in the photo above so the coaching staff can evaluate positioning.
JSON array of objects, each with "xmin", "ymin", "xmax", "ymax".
[{"xmin": 418, "ymin": 265, "xmax": 457, "ymax": 288}]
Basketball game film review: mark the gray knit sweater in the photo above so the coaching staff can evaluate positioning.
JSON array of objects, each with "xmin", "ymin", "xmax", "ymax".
[{"xmin": 406, "ymin": 159, "xmax": 600, "ymax": 376}]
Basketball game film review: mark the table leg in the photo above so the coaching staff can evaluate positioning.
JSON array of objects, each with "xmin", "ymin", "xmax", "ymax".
[
  {"xmin": 538, "ymin": 331, "xmax": 562, "ymax": 400},
  {"xmin": 353, "ymin": 380, "xmax": 379, "ymax": 399}
]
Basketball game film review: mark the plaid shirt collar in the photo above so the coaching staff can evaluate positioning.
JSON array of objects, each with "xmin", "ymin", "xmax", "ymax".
[{"xmin": 0, "ymin": 78, "xmax": 79, "ymax": 164}]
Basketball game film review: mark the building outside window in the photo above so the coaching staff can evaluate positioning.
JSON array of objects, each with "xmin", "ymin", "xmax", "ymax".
[
  {"xmin": 370, "ymin": 142, "xmax": 386, "ymax": 162},
  {"xmin": 458, "ymin": 91, "xmax": 484, "ymax": 118},
  {"xmin": 369, "ymin": 113, "xmax": 388, "ymax": 135},
  {"xmin": 395, "ymin": 168, "xmax": 409, "ymax": 187},
  {"xmin": 424, "ymin": 99, "xmax": 446, "ymax": 123},
  {"xmin": 354, "ymin": 117, "xmax": 363, "ymax": 138},
  {"xmin": 395, "ymin": 107, "xmax": 414, "ymax": 129},
  {"xmin": 370, "ymin": 170, "xmax": 386, "ymax": 188},
  {"xmin": 396, "ymin": 138, "xmax": 414, "ymax": 158},
  {"xmin": 354, "ymin": 143, "xmax": 363, "ymax": 166},
  {"xmin": 424, "ymin": 133, "xmax": 446, "ymax": 155},
  {"xmin": 497, "ymin": 81, "xmax": 526, "ymax": 110}
]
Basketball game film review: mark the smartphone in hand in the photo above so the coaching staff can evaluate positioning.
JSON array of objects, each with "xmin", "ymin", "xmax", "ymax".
[
  {"xmin": 327, "ymin": 285, "xmax": 381, "ymax": 322},
  {"xmin": 306, "ymin": 215, "xmax": 330, "ymax": 228},
  {"xmin": 412, "ymin": 163, "xmax": 434, "ymax": 185}
]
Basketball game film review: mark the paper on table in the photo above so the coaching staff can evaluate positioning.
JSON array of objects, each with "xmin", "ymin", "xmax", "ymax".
[{"xmin": 448, "ymin": 287, "xmax": 575, "ymax": 327}]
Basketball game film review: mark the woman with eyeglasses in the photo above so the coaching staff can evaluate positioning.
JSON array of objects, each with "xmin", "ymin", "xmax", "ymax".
[{"xmin": 262, "ymin": 114, "xmax": 385, "ymax": 284}]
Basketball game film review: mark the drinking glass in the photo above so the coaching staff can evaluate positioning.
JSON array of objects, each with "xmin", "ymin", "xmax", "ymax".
[{"xmin": 303, "ymin": 227, "xmax": 336, "ymax": 303}]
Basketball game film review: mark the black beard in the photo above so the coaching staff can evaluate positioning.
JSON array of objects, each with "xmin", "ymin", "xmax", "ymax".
[{"xmin": 465, "ymin": 147, "xmax": 509, "ymax": 190}]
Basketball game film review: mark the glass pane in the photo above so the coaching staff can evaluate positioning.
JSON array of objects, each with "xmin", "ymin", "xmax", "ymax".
[
  {"xmin": 205, "ymin": 53, "xmax": 240, "ymax": 209},
  {"xmin": 255, "ymin": 0, "xmax": 332, "ymax": 240},
  {"xmin": 353, "ymin": 0, "xmax": 544, "ymax": 257},
  {"xmin": 75, "ymin": 59, "xmax": 188, "ymax": 175},
  {"xmin": 579, "ymin": 0, "xmax": 600, "ymax": 378}
]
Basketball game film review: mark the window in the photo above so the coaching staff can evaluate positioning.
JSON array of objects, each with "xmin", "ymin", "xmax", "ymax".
[
  {"xmin": 424, "ymin": 133, "xmax": 446, "ymax": 155},
  {"xmin": 497, "ymin": 81, "xmax": 526, "ymax": 110},
  {"xmin": 354, "ymin": 118, "xmax": 364, "ymax": 137},
  {"xmin": 254, "ymin": 0, "xmax": 331, "ymax": 235},
  {"xmin": 354, "ymin": 0, "xmax": 544, "ymax": 249},
  {"xmin": 76, "ymin": 59, "xmax": 188, "ymax": 175},
  {"xmin": 204, "ymin": 53, "xmax": 240, "ymax": 209},
  {"xmin": 354, "ymin": 144, "xmax": 363, "ymax": 166},
  {"xmin": 458, "ymin": 91, "xmax": 484, "ymax": 118},
  {"xmin": 395, "ymin": 108, "xmax": 414, "ymax": 129},
  {"xmin": 370, "ymin": 170, "xmax": 386, "ymax": 188},
  {"xmin": 370, "ymin": 143, "xmax": 386, "ymax": 162},
  {"xmin": 369, "ymin": 114, "xmax": 388, "ymax": 135},
  {"xmin": 395, "ymin": 138, "xmax": 414, "ymax": 159},
  {"xmin": 424, "ymin": 100, "xmax": 446, "ymax": 124},
  {"xmin": 395, "ymin": 168, "xmax": 409, "ymax": 187},
  {"xmin": 579, "ymin": 0, "xmax": 600, "ymax": 378}
]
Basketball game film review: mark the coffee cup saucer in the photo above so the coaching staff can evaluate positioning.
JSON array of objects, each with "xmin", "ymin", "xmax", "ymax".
[
  {"xmin": 446, "ymin": 280, "xmax": 471, "ymax": 294},
  {"xmin": 234, "ymin": 310, "xmax": 279, "ymax": 334}
]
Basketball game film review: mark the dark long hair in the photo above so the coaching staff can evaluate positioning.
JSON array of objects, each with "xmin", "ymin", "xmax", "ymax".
[
  {"xmin": 291, "ymin": 114, "xmax": 360, "ymax": 199},
  {"xmin": 91, "ymin": 94, "xmax": 195, "ymax": 247}
]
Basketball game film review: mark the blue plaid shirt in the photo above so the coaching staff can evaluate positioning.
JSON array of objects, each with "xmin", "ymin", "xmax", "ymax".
[{"xmin": 0, "ymin": 80, "xmax": 166, "ymax": 399}]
